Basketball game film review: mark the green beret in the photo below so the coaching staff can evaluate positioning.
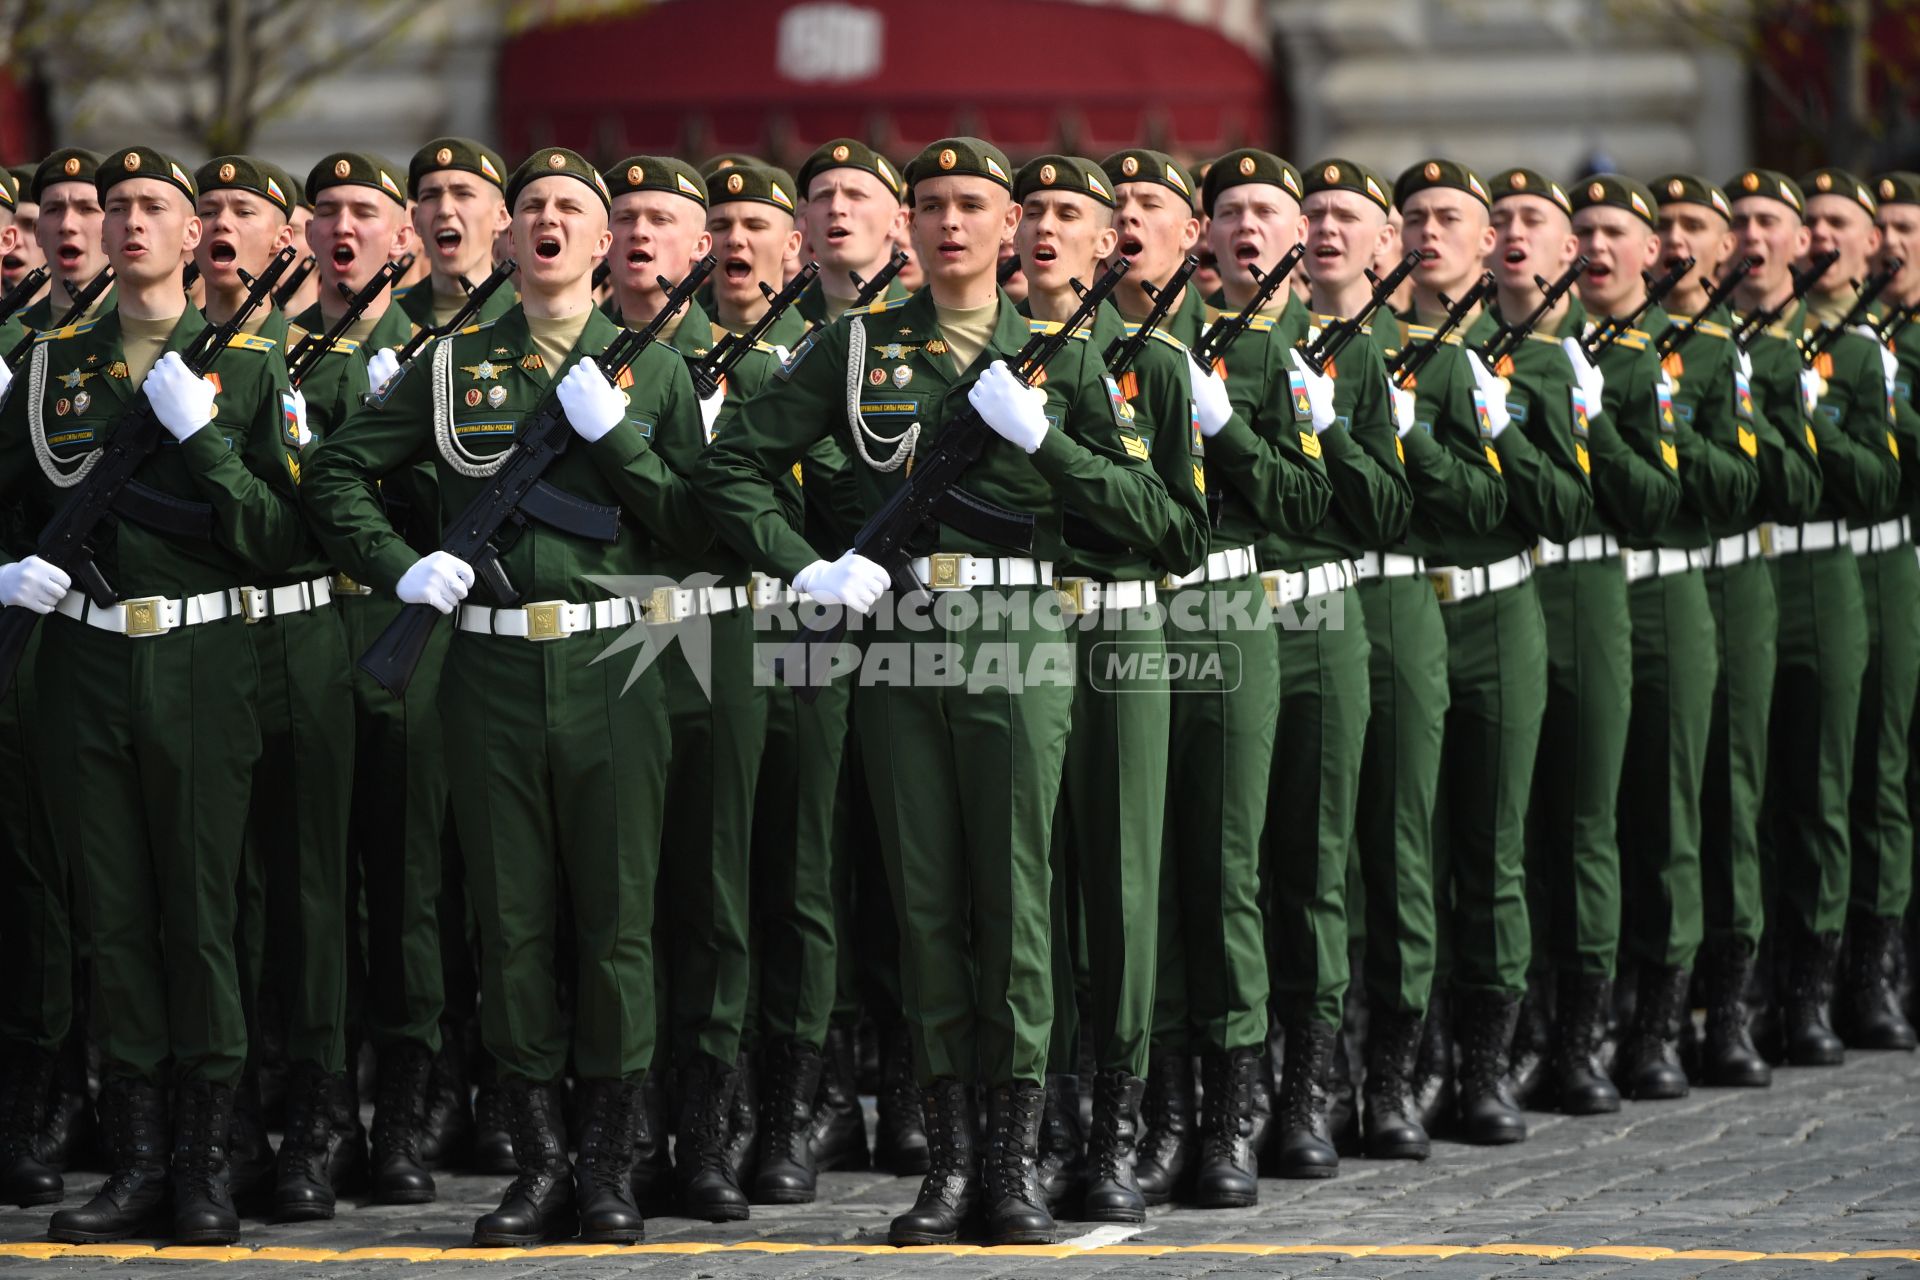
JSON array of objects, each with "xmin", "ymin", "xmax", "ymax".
[
  {"xmin": 409, "ymin": 137, "xmax": 508, "ymax": 198},
  {"xmin": 1801, "ymin": 167, "xmax": 1877, "ymax": 217},
  {"xmin": 1490, "ymin": 168, "xmax": 1573, "ymax": 215},
  {"xmin": 905, "ymin": 138, "xmax": 1012, "ymax": 195},
  {"xmin": 1200, "ymin": 148, "xmax": 1302, "ymax": 215},
  {"xmin": 1571, "ymin": 173, "xmax": 1659, "ymax": 228},
  {"xmin": 0, "ymin": 168, "xmax": 14, "ymax": 211},
  {"xmin": 97, "ymin": 146, "xmax": 195, "ymax": 205},
  {"xmin": 507, "ymin": 147, "xmax": 611, "ymax": 213},
  {"xmin": 1393, "ymin": 158, "xmax": 1490, "ymax": 210},
  {"xmin": 1302, "ymin": 158, "xmax": 1392, "ymax": 214},
  {"xmin": 1013, "ymin": 155, "xmax": 1115, "ymax": 209},
  {"xmin": 195, "ymin": 155, "xmax": 293, "ymax": 217},
  {"xmin": 1875, "ymin": 171, "xmax": 1920, "ymax": 208},
  {"xmin": 1724, "ymin": 168, "xmax": 1804, "ymax": 215},
  {"xmin": 700, "ymin": 153, "xmax": 767, "ymax": 180},
  {"xmin": 1101, "ymin": 149, "xmax": 1196, "ymax": 209},
  {"xmin": 31, "ymin": 149, "xmax": 101, "ymax": 201},
  {"xmin": 706, "ymin": 164, "xmax": 798, "ymax": 215},
  {"xmin": 605, "ymin": 155, "xmax": 707, "ymax": 207},
  {"xmin": 796, "ymin": 139, "xmax": 903, "ymax": 199},
  {"xmin": 308, "ymin": 152, "xmax": 407, "ymax": 208},
  {"xmin": 1650, "ymin": 173, "xmax": 1731, "ymax": 222}
]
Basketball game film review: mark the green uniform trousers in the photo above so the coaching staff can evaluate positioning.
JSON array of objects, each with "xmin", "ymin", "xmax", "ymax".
[
  {"xmin": 246, "ymin": 605, "xmax": 355, "ymax": 1074},
  {"xmin": 1049, "ymin": 601, "xmax": 1169, "ymax": 1077},
  {"xmin": 1354, "ymin": 575, "xmax": 1449, "ymax": 1008},
  {"xmin": 858, "ymin": 586, "xmax": 1074, "ymax": 1087},
  {"xmin": 1766, "ymin": 547, "xmax": 1867, "ymax": 937},
  {"xmin": 750, "ymin": 630, "xmax": 852, "ymax": 1050},
  {"xmin": 1529, "ymin": 559, "xmax": 1631, "ymax": 977},
  {"xmin": 339, "ymin": 594, "xmax": 450, "ymax": 1054},
  {"xmin": 39, "ymin": 614, "xmax": 260, "ymax": 1086},
  {"xmin": 1266, "ymin": 584, "xmax": 1370, "ymax": 1026},
  {"xmin": 660, "ymin": 608, "xmax": 769, "ymax": 1067},
  {"xmin": 1701, "ymin": 556, "xmax": 1776, "ymax": 949},
  {"xmin": 1849, "ymin": 544, "xmax": 1920, "ymax": 919},
  {"xmin": 1152, "ymin": 576, "xmax": 1276, "ymax": 1054},
  {"xmin": 0, "ymin": 634, "xmax": 70, "ymax": 1053},
  {"xmin": 840, "ymin": 727, "xmax": 902, "ymax": 1022},
  {"xmin": 1434, "ymin": 579, "xmax": 1546, "ymax": 998},
  {"xmin": 440, "ymin": 630, "xmax": 668, "ymax": 1083},
  {"xmin": 1618, "ymin": 568, "xmax": 1717, "ymax": 970}
]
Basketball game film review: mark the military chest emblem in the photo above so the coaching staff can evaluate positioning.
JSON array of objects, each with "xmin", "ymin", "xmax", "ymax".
[
  {"xmin": 875, "ymin": 342, "xmax": 919, "ymax": 360},
  {"xmin": 869, "ymin": 367, "xmax": 887, "ymax": 386},
  {"xmin": 53, "ymin": 398, "xmax": 70, "ymax": 416},
  {"xmin": 462, "ymin": 359, "xmax": 502, "ymax": 381},
  {"xmin": 465, "ymin": 388, "xmax": 483, "ymax": 407},
  {"xmin": 106, "ymin": 361, "xmax": 129, "ymax": 380},
  {"xmin": 892, "ymin": 364, "xmax": 912, "ymax": 388},
  {"xmin": 488, "ymin": 385, "xmax": 508, "ymax": 407},
  {"xmin": 925, "ymin": 339, "xmax": 949, "ymax": 356},
  {"xmin": 58, "ymin": 369, "xmax": 95, "ymax": 391},
  {"xmin": 1288, "ymin": 369, "xmax": 1312, "ymax": 420},
  {"xmin": 73, "ymin": 391, "xmax": 90, "ymax": 414}
]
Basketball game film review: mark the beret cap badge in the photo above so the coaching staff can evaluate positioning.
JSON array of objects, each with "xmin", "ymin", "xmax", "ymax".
[
  {"xmin": 1039, "ymin": 163, "xmax": 1056, "ymax": 185},
  {"xmin": 1588, "ymin": 181, "xmax": 1605, "ymax": 200},
  {"xmin": 1509, "ymin": 172, "xmax": 1527, "ymax": 189},
  {"xmin": 1667, "ymin": 179, "xmax": 1684, "ymax": 197},
  {"xmin": 63, "ymin": 157, "xmax": 80, "ymax": 176},
  {"xmin": 1424, "ymin": 162, "xmax": 1440, "ymax": 180},
  {"xmin": 1323, "ymin": 164, "xmax": 1340, "ymax": 182},
  {"xmin": 124, "ymin": 152, "xmax": 140, "ymax": 172},
  {"xmin": 219, "ymin": 162, "xmax": 236, "ymax": 182},
  {"xmin": 1122, "ymin": 156, "xmax": 1139, "ymax": 176},
  {"xmin": 1815, "ymin": 172, "xmax": 1833, "ymax": 191},
  {"xmin": 832, "ymin": 144, "xmax": 850, "ymax": 162},
  {"xmin": 548, "ymin": 152, "xmax": 567, "ymax": 169},
  {"xmin": 1239, "ymin": 156, "xmax": 1256, "ymax": 176},
  {"xmin": 1742, "ymin": 172, "xmax": 1760, "ymax": 191},
  {"xmin": 334, "ymin": 159, "xmax": 351, "ymax": 179},
  {"xmin": 435, "ymin": 147, "xmax": 453, "ymax": 166},
  {"xmin": 727, "ymin": 172, "xmax": 744, "ymax": 194},
  {"xmin": 627, "ymin": 165, "xmax": 643, "ymax": 184}
]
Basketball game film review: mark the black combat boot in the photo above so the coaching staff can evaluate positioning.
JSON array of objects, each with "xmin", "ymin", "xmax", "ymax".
[
  {"xmin": 1272, "ymin": 1023, "xmax": 1337, "ymax": 1178},
  {"xmin": 1551, "ymin": 972, "xmax": 1621, "ymax": 1113},
  {"xmin": 873, "ymin": 1021, "xmax": 928, "ymax": 1175},
  {"xmin": 1362, "ymin": 1010, "xmax": 1429, "ymax": 1160},
  {"xmin": 888, "ymin": 1079, "xmax": 979, "ymax": 1246},
  {"xmin": 469, "ymin": 1049, "xmax": 516, "ymax": 1175},
  {"xmin": 49, "ymin": 1079, "xmax": 168, "ymax": 1243},
  {"xmin": 1132, "ymin": 1049, "xmax": 1195, "ymax": 1206},
  {"xmin": 1699, "ymin": 936, "xmax": 1771, "ymax": 1086},
  {"xmin": 369, "ymin": 1044, "xmax": 436, "ymax": 1205},
  {"xmin": 752, "ymin": 1039, "xmax": 825, "ymax": 1204},
  {"xmin": 1191, "ymin": 1048, "xmax": 1260, "ymax": 1207},
  {"xmin": 273, "ymin": 1063, "xmax": 363, "ymax": 1221},
  {"xmin": 472, "ymin": 1079, "xmax": 574, "ymax": 1246},
  {"xmin": 1454, "ymin": 989, "xmax": 1526, "ymax": 1145},
  {"xmin": 627, "ymin": 1071, "xmax": 673, "ymax": 1210},
  {"xmin": 1785, "ymin": 926, "xmax": 1846, "ymax": 1066},
  {"xmin": 419, "ymin": 1032, "xmax": 474, "ymax": 1169},
  {"xmin": 1837, "ymin": 912, "xmax": 1918, "ymax": 1050},
  {"xmin": 1508, "ymin": 976, "xmax": 1555, "ymax": 1110},
  {"xmin": 171, "ymin": 1080, "xmax": 239, "ymax": 1245},
  {"xmin": 982, "ymin": 1082, "xmax": 1054, "ymax": 1245},
  {"xmin": 676, "ymin": 1054, "xmax": 748, "ymax": 1222},
  {"xmin": 38, "ymin": 1026, "xmax": 95, "ymax": 1174},
  {"xmin": 1033, "ymin": 1074, "xmax": 1084, "ymax": 1210},
  {"xmin": 1080, "ymin": 1071, "xmax": 1146, "ymax": 1222},
  {"xmin": 226, "ymin": 1068, "xmax": 275, "ymax": 1211},
  {"xmin": 723, "ymin": 1050, "xmax": 759, "ymax": 1186},
  {"xmin": 1621, "ymin": 964, "xmax": 1692, "ymax": 1099},
  {"xmin": 0, "ymin": 1049, "xmax": 62, "ymax": 1206},
  {"xmin": 1411, "ymin": 988, "xmax": 1455, "ymax": 1134},
  {"xmin": 574, "ymin": 1079, "xmax": 643, "ymax": 1244},
  {"xmin": 810, "ymin": 1023, "xmax": 869, "ymax": 1171}
]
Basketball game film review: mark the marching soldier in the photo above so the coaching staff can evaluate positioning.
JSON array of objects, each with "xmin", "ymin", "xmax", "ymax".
[
  {"xmin": 2, "ymin": 164, "xmax": 48, "ymax": 302},
  {"xmin": 0, "ymin": 145, "xmax": 305, "ymax": 1245},
  {"xmin": 698, "ymin": 136, "xmax": 1177, "ymax": 1247},
  {"xmin": 1800, "ymin": 169, "xmax": 1920, "ymax": 1055},
  {"xmin": 1575, "ymin": 175, "xmax": 1759, "ymax": 1099},
  {"xmin": 307, "ymin": 146, "xmax": 708, "ymax": 1247},
  {"xmin": 1655, "ymin": 174, "xmax": 1818, "ymax": 1085},
  {"xmin": 795, "ymin": 140, "xmax": 909, "ymax": 323},
  {"xmin": 18, "ymin": 149, "xmax": 113, "ymax": 334},
  {"xmin": 400, "ymin": 139, "xmax": 513, "ymax": 331},
  {"xmin": 1014, "ymin": 152, "xmax": 1207, "ymax": 1220}
]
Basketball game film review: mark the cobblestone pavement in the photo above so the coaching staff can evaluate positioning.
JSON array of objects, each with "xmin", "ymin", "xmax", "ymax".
[{"xmin": 0, "ymin": 1049, "xmax": 1913, "ymax": 1278}]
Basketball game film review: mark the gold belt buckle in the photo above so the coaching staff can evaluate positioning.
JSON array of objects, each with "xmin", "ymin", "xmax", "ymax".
[
  {"xmin": 1259, "ymin": 571, "xmax": 1283, "ymax": 610},
  {"xmin": 123, "ymin": 596, "xmax": 168, "ymax": 637},
  {"xmin": 647, "ymin": 586, "xmax": 678, "ymax": 623},
  {"xmin": 1428, "ymin": 571, "xmax": 1455, "ymax": 604},
  {"xmin": 1054, "ymin": 577, "xmax": 1090, "ymax": 616},
  {"xmin": 239, "ymin": 585, "xmax": 264, "ymax": 624},
  {"xmin": 330, "ymin": 571, "xmax": 369, "ymax": 597},
  {"xmin": 927, "ymin": 552, "xmax": 965, "ymax": 590},
  {"xmin": 524, "ymin": 600, "xmax": 567, "ymax": 641}
]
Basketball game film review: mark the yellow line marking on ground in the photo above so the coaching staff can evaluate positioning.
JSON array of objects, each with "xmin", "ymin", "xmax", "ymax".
[{"xmin": 0, "ymin": 1238, "xmax": 1907, "ymax": 1263}]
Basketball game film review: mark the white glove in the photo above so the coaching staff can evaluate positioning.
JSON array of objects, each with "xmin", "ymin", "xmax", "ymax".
[
  {"xmin": 143, "ymin": 351, "xmax": 215, "ymax": 442},
  {"xmin": 290, "ymin": 389, "xmax": 311, "ymax": 449},
  {"xmin": 1391, "ymin": 385, "xmax": 1417, "ymax": 438},
  {"xmin": 1187, "ymin": 353, "xmax": 1232, "ymax": 438},
  {"xmin": 1288, "ymin": 349, "xmax": 1337, "ymax": 433},
  {"xmin": 0, "ymin": 556, "xmax": 70, "ymax": 614},
  {"xmin": 395, "ymin": 550, "xmax": 473, "ymax": 615},
  {"xmin": 0, "ymin": 355, "xmax": 12, "ymax": 406},
  {"xmin": 1800, "ymin": 366, "xmax": 1827, "ymax": 416},
  {"xmin": 1854, "ymin": 324, "xmax": 1900, "ymax": 394},
  {"xmin": 1465, "ymin": 350, "xmax": 1512, "ymax": 439},
  {"xmin": 698, "ymin": 386, "xmax": 724, "ymax": 441},
  {"xmin": 792, "ymin": 549, "xmax": 889, "ymax": 614},
  {"xmin": 556, "ymin": 361, "xmax": 626, "ymax": 444},
  {"xmin": 366, "ymin": 347, "xmax": 401, "ymax": 394},
  {"xmin": 1561, "ymin": 337, "xmax": 1606, "ymax": 414},
  {"xmin": 967, "ymin": 360, "xmax": 1049, "ymax": 453}
]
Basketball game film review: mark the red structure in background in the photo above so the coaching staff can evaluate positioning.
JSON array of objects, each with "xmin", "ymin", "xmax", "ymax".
[
  {"xmin": 0, "ymin": 66, "xmax": 50, "ymax": 166},
  {"xmin": 1751, "ymin": 2, "xmax": 1920, "ymax": 171},
  {"xmin": 496, "ymin": 0, "xmax": 1277, "ymax": 169}
]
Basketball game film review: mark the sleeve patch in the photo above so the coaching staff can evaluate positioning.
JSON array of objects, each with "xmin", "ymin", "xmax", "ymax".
[{"xmin": 1299, "ymin": 429, "xmax": 1322, "ymax": 460}]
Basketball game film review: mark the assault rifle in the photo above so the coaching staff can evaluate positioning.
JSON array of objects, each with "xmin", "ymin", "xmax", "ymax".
[
  {"xmin": 286, "ymin": 256, "xmax": 409, "ymax": 389},
  {"xmin": 0, "ymin": 245, "xmax": 297, "ymax": 694},
  {"xmin": 357, "ymin": 255, "xmax": 715, "ymax": 697},
  {"xmin": 1651, "ymin": 257, "xmax": 1756, "ymax": 357},
  {"xmin": 1802, "ymin": 258, "xmax": 1905, "ymax": 361},
  {"xmin": 0, "ymin": 267, "xmax": 49, "ymax": 332},
  {"xmin": 1388, "ymin": 271, "xmax": 1497, "ymax": 387},
  {"xmin": 1298, "ymin": 250, "xmax": 1421, "ymax": 374},
  {"xmin": 1191, "ymin": 245, "xmax": 1306, "ymax": 368},
  {"xmin": 1474, "ymin": 256, "xmax": 1589, "ymax": 369},
  {"xmin": 1102, "ymin": 255, "xmax": 1197, "ymax": 375},
  {"xmin": 687, "ymin": 261, "xmax": 820, "ymax": 398},
  {"xmin": 272, "ymin": 255, "xmax": 317, "ymax": 310},
  {"xmin": 5, "ymin": 267, "xmax": 114, "ymax": 367},
  {"xmin": 363, "ymin": 258, "xmax": 519, "ymax": 404},
  {"xmin": 1730, "ymin": 251, "xmax": 1838, "ymax": 350},
  {"xmin": 787, "ymin": 250, "xmax": 908, "ymax": 358},
  {"xmin": 1579, "ymin": 256, "xmax": 1693, "ymax": 361}
]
